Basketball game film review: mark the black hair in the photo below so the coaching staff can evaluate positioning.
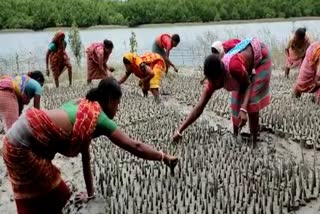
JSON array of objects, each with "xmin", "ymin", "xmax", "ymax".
[
  {"xmin": 86, "ymin": 77, "xmax": 122, "ymax": 105},
  {"xmin": 295, "ymin": 27, "xmax": 307, "ymax": 40},
  {"xmin": 103, "ymin": 39, "xmax": 114, "ymax": 49},
  {"xmin": 28, "ymin": 70, "xmax": 45, "ymax": 86},
  {"xmin": 203, "ymin": 54, "xmax": 224, "ymax": 81},
  {"xmin": 172, "ymin": 34, "xmax": 180, "ymax": 44},
  {"xmin": 211, "ymin": 47, "xmax": 219, "ymax": 54},
  {"xmin": 123, "ymin": 57, "xmax": 131, "ymax": 65}
]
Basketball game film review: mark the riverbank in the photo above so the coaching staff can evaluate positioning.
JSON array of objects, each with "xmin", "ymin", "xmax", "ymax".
[{"xmin": 1, "ymin": 16, "xmax": 319, "ymax": 33}]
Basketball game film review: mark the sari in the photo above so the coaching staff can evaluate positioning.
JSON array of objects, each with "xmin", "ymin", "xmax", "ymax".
[
  {"xmin": 123, "ymin": 52, "xmax": 166, "ymax": 89},
  {"xmin": 285, "ymin": 34, "xmax": 311, "ymax": 69},
  {"xmin": 49, "ymin": 31, "xmax": 72, "ymax": 81},
  {"xmin": 0, "ymin": 75, "xmax": 30, "ymax": 130},
  {"xmin": 2, "ymin": 99, "xmax": 100, "ymax": 213},
  {"xmin": 294, "ymin": 42, "xmax": 320, "ymax": 99},
  {"xmin": 86, "ymin": 43, "xmax": 110, "ymax": 81},
  {"xmin": 206, "ymin": 38, "xmax": 272, "ymax": 127}
]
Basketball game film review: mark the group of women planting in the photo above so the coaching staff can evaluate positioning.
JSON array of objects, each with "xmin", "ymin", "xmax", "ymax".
[{"xmin": 0, "ymin": 28, "xmax": 319, "ymax": 213}]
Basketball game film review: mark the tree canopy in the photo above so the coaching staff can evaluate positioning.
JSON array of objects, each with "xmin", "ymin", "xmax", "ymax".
[{"xmin": 0, "ymin": 0, "xmax": 319, "ymax": 30}]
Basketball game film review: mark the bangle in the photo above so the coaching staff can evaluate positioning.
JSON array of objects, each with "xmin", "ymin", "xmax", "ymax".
[
  {"xmin": 177, "ymin": 130, "xmax": 183, "ymax": 136},
  {"xmin": 87, "ymin": 193, "xmax": 96, "ymax": 199},
  {"xmin": 240, "ymin": 108, "xmax": 248, "ymax": 114},
  {"xmin": 160, "ymin": 151, "xmax": 164, "ymax": 162}
]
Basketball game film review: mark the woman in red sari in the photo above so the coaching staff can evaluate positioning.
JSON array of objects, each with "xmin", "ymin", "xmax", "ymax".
[
  {"xmin": 2, "ymin": 77, "xmax": 178, "ymax": 214},
  {"xmin": 46, "ymin": 31, "xmax": 72, "ymax": 88},
  {"xmin": 86, "ymin": 39, "xmax": 115, "ymax": 85},
  {"xmin": 173, "ymin": 38, "xmax": 272, "ymax": 146},
  {"xmin": 200, "ymin": 39, "xmax": 241, "ymax": 84}
]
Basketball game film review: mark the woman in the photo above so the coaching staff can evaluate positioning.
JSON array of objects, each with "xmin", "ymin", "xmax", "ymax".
[
  {"xmin": 284, "ymin": 28, "xmax": 311, "ymax": 78},
  {"xmin": 152, "ymin": 33, "xmax": 180, "ymax": 72},
  {"xmin": 2, "ymin": 77, "xmax": 178, "ymax": 214},
  {"xmin": 46, "ymin": 31, "xmax": 72, "ymax": 88},
  {"xmin": 294, "ymin": 41, "xmax": 320, "ymax": 104},
  {"xmin": 172, "ymin": 37, "xmax": 272, "ymax": 146},
  {"xmin": 118, "ymin": 52, "xmax": 167, "ymax": 103},
  {"xmin": 201, "ymin": 39, "xmax": 242, "ymax": 84},
  {"xmin": 86, "ymin": 39, "xmax": 115, "ymax": 85},
  {"xmin": 211, "ymin": 39, "xmax": 241, "ymax": 58},
  {"xmin": 0, "ymin": 71, "xmax": 44, "ymax": 131}
]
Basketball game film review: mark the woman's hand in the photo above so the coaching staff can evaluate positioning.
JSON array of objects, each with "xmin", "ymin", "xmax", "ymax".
[
  {"xmin": 74, "ymin": 192, "xmax": 95, "ymax": 204},
  {"xmin": 142, "ymin": 81, "xmax": 150, "ymax": 92},
  {"xmin": 163, "ymin": 154, "xmax": 178, "ymax": 175},
  {"xmin": 238, "ymin": 109, "xmax": 248, "ymax": 129},
  {"xmin": 172, "ymin": 130, "xmax": 183, "ymax": 142}
]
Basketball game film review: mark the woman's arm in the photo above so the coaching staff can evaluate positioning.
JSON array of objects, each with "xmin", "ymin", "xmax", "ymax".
[
  {"xmin": 141, "ymin": 65, "xmax": 155, "ymax": 84},
  {"xmin": 81, "ymin": 146, "xmax": 95, "ymax": 197},
  {"xmin": 118, "ymin": 71, "xmax": 131, "ymax": 85},
  {"xmin": 176, "ymin": 86, "xmax": 214, "ymax": 134},
  {"xmin": 46, "ymin": 50, "xmax": 51, "ymax": 76},
  {"xmin": 108, "ymin": 129, "xmax": 165, "ymax": 161},
  {"xmin": 33, "ymin": 95, "xmax": 41, "ymax": 109}
]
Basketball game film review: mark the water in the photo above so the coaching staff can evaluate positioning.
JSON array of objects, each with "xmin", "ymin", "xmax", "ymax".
[{"xmin": 0, "ymin": 20, "xmax": 319, "ymax": 73}]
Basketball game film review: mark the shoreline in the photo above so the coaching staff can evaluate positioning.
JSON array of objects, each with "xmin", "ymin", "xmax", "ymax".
[{"xmin": 0, "ymin": 16, "xmax": 319, "ymax": 33}]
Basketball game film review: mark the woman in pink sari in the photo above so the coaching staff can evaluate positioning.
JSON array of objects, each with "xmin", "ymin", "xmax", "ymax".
[
  {"xmin": 172, "ymin": 37, "xmax": 272, "ymax": 147},
  {"xmin": 294, "ymin": 42, "xmax": 320, "ymax": 104},
  {"xmin": 284, "ymin": 28, "xmax": 311, "ymax": 78},
  {"xmin": 86, "ymin": 39, "xmax": 115, "ymax": 85}
]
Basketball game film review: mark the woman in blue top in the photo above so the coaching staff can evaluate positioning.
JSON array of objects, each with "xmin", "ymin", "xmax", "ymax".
[
  {"xmin": 46, "ymin": 31, "xmax": 72, "ymax": 88},
  {"xmin": 0, "ymin": 71, "xmax": 44, "ymax": 130}
]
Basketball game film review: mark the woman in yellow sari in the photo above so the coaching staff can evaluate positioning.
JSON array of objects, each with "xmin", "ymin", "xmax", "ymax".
[{"xmin": 118, "ymin": 52, "xmax": 166, "ymax": 103}]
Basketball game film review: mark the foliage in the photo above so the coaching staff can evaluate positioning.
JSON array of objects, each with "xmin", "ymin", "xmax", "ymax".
[
  {"xmin": 129, "ymin": 31, "xmax": 138, "ymax": 53},
  {"xmin": 68, "ymin": 22, "xmax": 83, "ymax": 66},
  {"xmin": 0, "ymin": 0, "xmax": 318, "ymax": 30}
]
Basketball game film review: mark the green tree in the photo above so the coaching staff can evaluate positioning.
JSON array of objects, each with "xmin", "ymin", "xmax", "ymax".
[
  {"xmin": 129, "ymin": 31, "xmax": 138, "ymax": 53},
  {"xmin": 68, "ymin": 22, "xmax": 83, "ymax": 67}
]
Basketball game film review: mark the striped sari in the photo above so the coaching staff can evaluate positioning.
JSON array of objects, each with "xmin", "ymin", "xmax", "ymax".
[
  {"xmin": 222, "ymin": 38, "xmax": 272, "ymax": 126},
  {"xmin": 2, "ymin": 99, "xmax": 100, "ymax": 213}
]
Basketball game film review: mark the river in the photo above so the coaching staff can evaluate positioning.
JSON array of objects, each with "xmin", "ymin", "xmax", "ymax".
[{"xmin": 0, "ymin": 20, "xmax": 319, "ymax": 73}]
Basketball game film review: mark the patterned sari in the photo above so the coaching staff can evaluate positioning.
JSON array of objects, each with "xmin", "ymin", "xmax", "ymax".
[
  {"xmin": 285, "ymin": 35, "xmax": 311, "ymax": 69},
  {"xmin": 123, "ymin": 52, "xmax": 166, "ymax": 89},
  {"xmin": 49, "ymin": 31, "xmax": 72, "ymax": 81},
  {"xmin": 294, "ymin": 42, "xmax": 320, "ymax": 98},
  {"xmin": 2, "ymin": 99, "xmax": 100, "ymax": 213},
  {"xmin": 0, "ymin": 75, "xmax": 30, "ymax": 130},
  {"xmin": 86, "ymin": 43, "xmax": 110, "ymax": 81},
  {"xmin": 222, "ymin": 37, "xmax": 272, "ymax": 126}
]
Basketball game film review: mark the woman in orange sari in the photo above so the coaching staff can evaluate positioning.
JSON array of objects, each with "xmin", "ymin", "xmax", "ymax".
[
  {"xmin": 46, "ymin": 31, "xmax": 72, "ymax": 88},
  {"xmin": 284, "ymin": 28, "xmax": 311, "ymax": 78},
  {"xmin": 118, "ymin": 52, "xmax": 167, "ymax": 103},
  {"xmin": 86, "ymin": 39, "xmax": 115, "ymax": 85},
  {"xmin": 2, "ymin": 77, "xmax": 178, "ymax": 214},
  {"xmin": 294, "ymin": 41, "xmax": 320, "ymax": 104}
]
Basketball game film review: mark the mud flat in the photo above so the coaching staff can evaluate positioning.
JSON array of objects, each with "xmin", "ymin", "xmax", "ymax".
[{"xmin": 1, "ymin": 69, "xmax": 320, "ymax": 214}]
